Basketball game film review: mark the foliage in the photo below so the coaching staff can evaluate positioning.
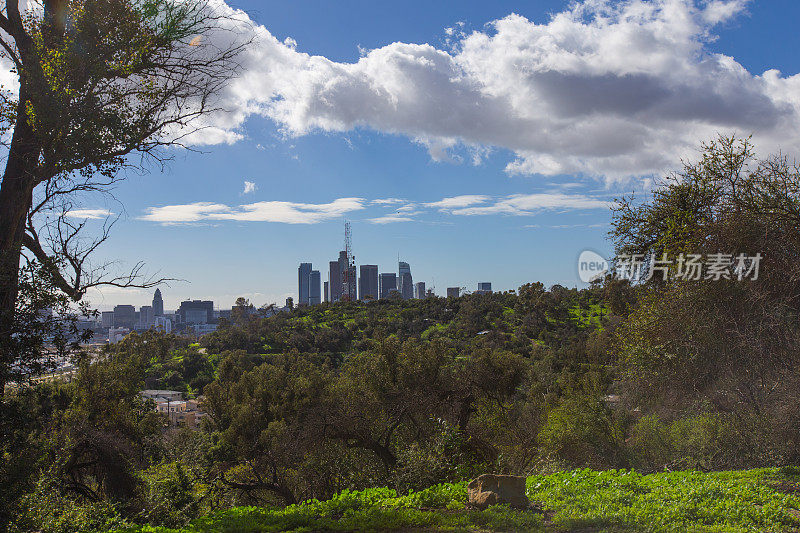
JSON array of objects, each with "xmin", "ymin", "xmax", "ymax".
[{"xmin": 111, "ymin": 468, "xmax": 800, "ymax": 532}]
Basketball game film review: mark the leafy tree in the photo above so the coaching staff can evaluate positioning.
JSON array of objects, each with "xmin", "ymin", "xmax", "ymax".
[{"xmin": 0, "ymin": 0, "xmax": 245, "ymax": 393}]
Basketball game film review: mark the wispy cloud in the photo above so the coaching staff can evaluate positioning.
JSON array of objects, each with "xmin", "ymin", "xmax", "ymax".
[
  {"xmin": 452, "ymin": 193, "xmax": 612, "ymax": 216},
  {"xmin": 242, "ymin": 181, "xmax": 257, "ymax": 194},
  {"xmin": 66, "ymin": 208, "xmax": 114, "ymax": 220},
  {"xmin": 367, "ymin": 214, "xmax": 415, "ymax": 224},
  {"xmin": 372, "ymin": 198, "xmax": 406, "ymax": 205},
  {"xmin": 424, "ymin": 195, "xmax": 491, "ymax": 210},
  {"xmin": 142, "ymin": 198, "xmax": 366, "ymax": 225}
]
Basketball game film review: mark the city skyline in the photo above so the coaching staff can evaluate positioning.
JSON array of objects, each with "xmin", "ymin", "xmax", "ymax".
[{"xmin": 73, "ymin": 0, "xmax": 800, "ymax": 311}]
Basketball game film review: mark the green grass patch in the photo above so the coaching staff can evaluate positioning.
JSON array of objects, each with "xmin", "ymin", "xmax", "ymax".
[{"xmin": 113, "ymin": 468, "xmax": 800, "ymax": 532}]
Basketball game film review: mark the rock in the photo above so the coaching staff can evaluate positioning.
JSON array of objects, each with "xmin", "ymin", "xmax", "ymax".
[{"xmin": 467, "ymin": 474, "xmax": 530, "ymax": 510}]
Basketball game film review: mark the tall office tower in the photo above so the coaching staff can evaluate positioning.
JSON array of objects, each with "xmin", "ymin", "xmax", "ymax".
[
  {"xmin": 152, "ymin": 288, "xmax": 164, "ymax": 316},
  {"xmin": 112, "ymin": 304, "xmax": 136, "ymax": 329},
  {"xmin": 298, "ymin": 262, "xmax": 312, "ymax": 306},
  {"xmin": 328, "ymin": 260, "xmax": 342, "ymax": 303},
  {"xmin": 414, "ymin": 281, "xmax": 426, "ymax": 299},
  {"xmin": 397, "ymin": 261, "xmax": 413, "ymax": 299},
  {"xmin": 477, "ymin": 282, "xmax": 493, "ymax": 294},
  {"xmin": 309, "ymin": 270, "xmax": 321, "ymax": 305},
  {"xmin": 139, "ymin": 305, "xmax": 154, "ymax": 327},
  {"xmin": 359, "ymin": 265, "xmax": 379, "ymax": 300},
  {"xmin": 324, "ymin": 281, "xmax": 329, "ymax": 303},
  {"xmin": 101, "ymin": 311, "xmax": 114, "ymax": 328},
  {"xmin": 178, "ymin": 300, "xmax": 214, "ymax": 324},
  {"xmin": 338, "ymin": 250, "xmax": 356, "ymax": 301},
  {"xmin": 447, "ymin": 287, "xmax": 461, "ymax": 298},
  {"xmin": 379, "ymin": 273, "xmax": 397, "ymax": 299}
]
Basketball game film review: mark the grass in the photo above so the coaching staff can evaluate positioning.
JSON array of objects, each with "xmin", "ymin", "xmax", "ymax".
[{"xmin": 113, "ymin": 467, "xmax": 800, "ymax": 532}]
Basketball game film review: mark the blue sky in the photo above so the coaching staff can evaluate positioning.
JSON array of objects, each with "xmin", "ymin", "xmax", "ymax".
[{"xmin": 73, "ymin": 0, "xmax": 800, "ymax": 311}]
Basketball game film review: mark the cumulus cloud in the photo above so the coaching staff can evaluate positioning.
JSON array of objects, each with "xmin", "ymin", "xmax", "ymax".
[
  {"xmin": 65, "ymin": 208, "xmax": 114, "ymax": 220},
  {"xmin": 142, "ymin": 198, "xmax": 365, "ymax": 225},
  {"xmin": 242, "ymin": 180, "xmax": 257, "ymax": 194},
  {"xmin": 174, "ymin": 0, "xmax": 800, "ymax": 181}
]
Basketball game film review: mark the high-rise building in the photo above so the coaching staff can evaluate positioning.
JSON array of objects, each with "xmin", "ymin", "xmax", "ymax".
[
  {"xmin": 476, "ymin": 282, "xmax": 493, "ymax": 294},
  {"xmin": 298, "ymin": 263, "xmax": 312, "ymax": 306},
  {"xmin": 338, "ymin": 251, "xmax": 356, "ymax": 301},
  {"xmin": 379, "ymin": 273, "xmax": 397, "ymax": 299},
  {"xmin": 309, "ymin": 270, "xmax": 321, "ymax": 305},
  {"xmin": 398, "ymin": 261, "xmax": 413, "ymax": 299},
  {"xmin": 328, "ymin": 260, "xmax": 342, "ymax": 303},
  {"xmin": 113, "ymin": 305, "xmax": 136, "ymax": 329},
  {"xmin": 178, "ymin": 300, "xmax": 214, "ymax": 324},
  {"xmin": 447, "ymin": 287, "xmax": 461, "ymax": 298},
  {"xmin": 152, "ymin": 288, "xmax": 164, "ymax": 317},
  {"xmin": 414, "ymin": 281, "xmax": 426, "ymax": 299},
  {"xmin": 154, "ymin": 316, "xmax": 172, "ymax": 333},
  {"xmin": 101, "ymin": 311, "xmax": 114, "ymax": 328},
  {"xmin": 139, "ymin": 305, "xmax": 154, "ymax": 327},
  {"xmin": 323, "ymin": 281, "xmax": 329, "ymax": 303},
  {"xmin": 359, "ymin": 265, "xmax": 379, "ymax": 300}
]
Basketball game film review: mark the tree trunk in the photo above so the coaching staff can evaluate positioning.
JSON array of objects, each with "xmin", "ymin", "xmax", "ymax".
[{"xmin": 0, "ymin": 86, "xmax": 41, "ymax": 395}]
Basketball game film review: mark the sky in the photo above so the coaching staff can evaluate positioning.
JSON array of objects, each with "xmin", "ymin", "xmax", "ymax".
[{"xmin": 43, "ymin": 0, "xmax": 800, "ymax": 311}]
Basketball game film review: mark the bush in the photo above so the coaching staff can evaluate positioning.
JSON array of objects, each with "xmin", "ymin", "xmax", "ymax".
[{"xmin": 537, "ymin": 393, "xmax": 624, "ymax": 468}]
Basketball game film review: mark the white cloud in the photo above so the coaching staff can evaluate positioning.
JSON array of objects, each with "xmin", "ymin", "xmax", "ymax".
[
  {"xmin": 372, "ymin": 198, "xmax": 406, "ymax": 205},
  {"xmin": 65, "ymin": 208, "xmax": 114, "ymax": 220},
  {"xmin": 451, "ymin": 193, "xmax": 613, "ymax": 216},
  {"xmin": 142, "ymin": 198, "xmax": 365, "ymax": 225},
  {"xmin": 424, "ymin": 195, "xmax": 492, "ymax": 210},
  {"xmin": 367, "ymin": 214, "xmax": 414, "ymax": 224},
  {"xmin": 177, "ymin": 0, "xmax": 800, "ymax": 182},
  {"xmin": 243, "ymin": 180, "xmax": 257, "ymax": 194}
]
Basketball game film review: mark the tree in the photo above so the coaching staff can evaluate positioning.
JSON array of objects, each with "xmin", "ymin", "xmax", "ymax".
[
  {"xmin": 0, "ymin": 0, "xmax": 246, "ymax": 392},
  {"xmin": 611, "ymin": 136, "xmax": 800, "ymax": 463}
]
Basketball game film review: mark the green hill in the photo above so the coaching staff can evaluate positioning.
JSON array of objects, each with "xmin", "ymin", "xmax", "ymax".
[{"xmin": 116, "ymin": 468, "xmax": 800, "ymax": 533}]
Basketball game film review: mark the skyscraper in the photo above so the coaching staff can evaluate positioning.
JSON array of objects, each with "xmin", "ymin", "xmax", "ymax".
[
  {"xmin": 477, "ymin": 282, "xmax": 493, "ymax": 294},
  {"xmin": 447, "ymin": 287, "xmax": 461, "ymax": 298},
  {"xmin": 379, "ymin": 273, "xmax": 397, "ymax": 299},
  {"xmin": 309, "ymin": 270, "xmax": 321, "ymax": 305},
  {"xmin": 178, "ymin": 300, "xmax": 214, "ymax": 324},
  {"xmin": 328, "ymin": 260, "xmax": 342, "ymax": 303},
  {"xmin": 414, "ymin": 281, "xmax": 426, "ymax": 299},
  {"xmin": 152, "ymin": 288, "xmax": 164, "ymax": 316},
  {"xmin": 324, "ymin": 281, "xmax": 329, "ymax": 303},
  {"xmin": 339, "ymin": 250, "xmax": 356, "ymax": 301},
  {"xmin": 398, "ymin": 261, "xmax": 413, "ymax": 300},
  {"xmin": 359, "ymin": 265, "xmax": 379, "ymax": 300},
  {"xmin": 298, "ymin": 262, "xmax": 312, "ymax": 306},
  {"xmin": 113, "ymin": 305, "xmax": 136, "ymax": 329},
  {"xmin": 139, "ymin": 305, "xmax": 154, "ymax": 327}
]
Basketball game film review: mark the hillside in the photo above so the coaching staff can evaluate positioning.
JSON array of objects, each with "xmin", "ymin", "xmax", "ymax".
[{"xmin": 116, "ymin": 468, "xmax": 800, "ymax": 532}]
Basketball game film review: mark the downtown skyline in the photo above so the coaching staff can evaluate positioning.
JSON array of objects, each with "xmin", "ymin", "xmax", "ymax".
[{"xmin": 65, "ymin": 0, "xmax": 800, "ymax": 312}]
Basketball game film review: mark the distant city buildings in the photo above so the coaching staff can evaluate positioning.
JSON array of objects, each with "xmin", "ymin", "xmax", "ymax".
[
  {"xmin": 379, "ymin": 273, "xmax": 397, "ymax": 299},
  {"xmin": 298, "ymin": 262, "xmax": 312, "ymax": 306},
  {"xmin": 447, "ymin": 287, "xmax": 461, "ymax": 298},
  {"xmin": 476, "ymin": 282, "xmax": 493, "ymax": 294},
  {"xmin": 414, "ymin": 281, "xmax": 426, "ymax": 299},
  {"xmin": 113, "ymin": 305, "xmax": 135, "ymax": 329},
  {"xmin": 359, "ymin": 265, "xmax": 379, "ymax": 301},
  {"xmin": 152, "ymin": 288, "xmax": 164, "ymax": 316},
  {"xmin": 398, "ymin": 261, "xmax": 413, "ymax": 299},
  {"xmin": 178, "ymin": 300, "xmax": 214, "ymax": 324},
  {"xmin": 310, "ymin": 270, "xmax": 321, "ymax": 305}
]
